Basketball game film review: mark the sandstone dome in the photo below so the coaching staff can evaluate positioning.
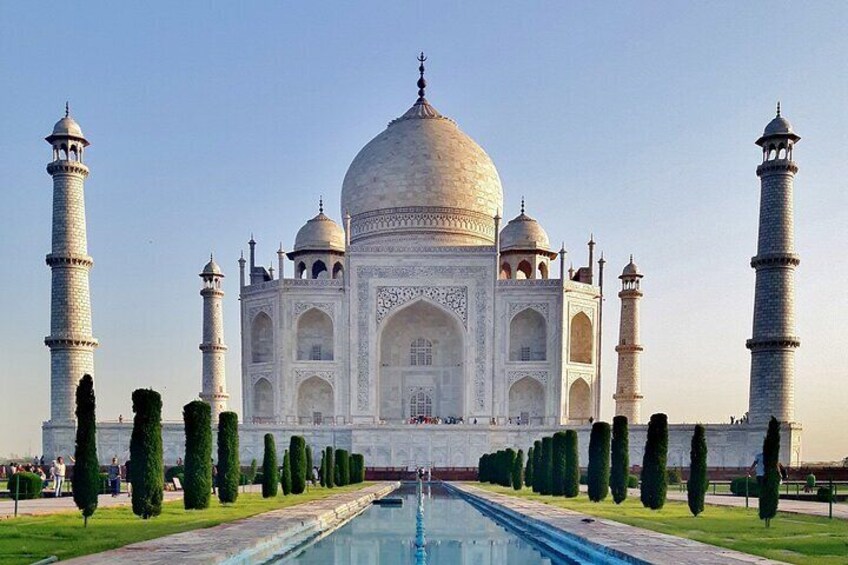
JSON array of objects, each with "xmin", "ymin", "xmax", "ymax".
[
  {"xmin": 499, "ymin": 210, "xmax": 551, "ymax": 252},
  {"xmin": 340, "ymin": 97, "xmax": 503, "ymax": 246},
  {"xmin": 293, "ymin": 209, "xmax": 345, "ymax": 253}
]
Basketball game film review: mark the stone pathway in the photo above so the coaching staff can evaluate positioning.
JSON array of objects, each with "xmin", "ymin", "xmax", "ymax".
[
  {"xmin": 664, "ymin": 490, "xmax": 847, "ymax": 520},
  {"xmin": 453, "ymin": 483, "xmax": 785, "ymax": 565},
  {"xmin": 64, "ymin": 482, "xmax": 397, "ymax": 564}
]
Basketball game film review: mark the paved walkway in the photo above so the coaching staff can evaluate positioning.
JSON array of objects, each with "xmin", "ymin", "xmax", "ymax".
[
  {"xmin": 454, "ymin": 483, "xmax": 785, "ymax": 565},
  {"xmin": 65, "ymin": 482, "xmax": 397, "ymax": 564},
  {"xmin": 664, "ymin": 489, "xmax": 847, "ymax": 520}
]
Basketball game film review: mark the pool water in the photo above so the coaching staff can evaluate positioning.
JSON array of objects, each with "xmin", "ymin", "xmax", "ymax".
[{"xmin": 279, "ymin": 482, "xmax": 576, "ymax": 564}]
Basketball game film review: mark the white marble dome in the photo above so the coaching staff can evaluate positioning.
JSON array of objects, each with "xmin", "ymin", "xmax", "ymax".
[
  {"xmin": 500, "ymin": 211, "xmax": 551, "ymax": 252},
  {"xmin": 294, "ymin": 210, "xmax": 345, "ymax": 252},
  {"xmin": 340, "ymin": 98, "xmax": 504, "ymax": 246}
]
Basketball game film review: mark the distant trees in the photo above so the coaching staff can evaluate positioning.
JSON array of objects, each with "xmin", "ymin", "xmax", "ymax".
[
  {"xmin": 183, "ymin": 400, "xmax": 212, "ymax": 510},
  {"xmin": 73, "ymin": 375, "xmax": 99, "ymax": 527},
  {"xmin": 588, "ymin": 422, "xmax": 611, "ymax": 502},
  {"xmin": 641, "ymin": 413, "xmax": 669, "ymax": 510},
  {"xmin": 512, "ymin": 449, "xmax": 524, "ymax": 490},
  {"xmin": 563, "ymin": 430, "xmax": 580, "ymax": 498},
  {"xmin": 687, "ymin": 424, "xmax": 708, "ymax": 517},
  {"xmin": 290, "ymin": 436, "xmax": 307, "ymax": 494},
  {"xmin": 610, "ymin": 416, "xmax": 629, "ymax": 504},
  {"xmin": 217, "ymin": 412, "xmax": 240, "ymax": 503},
  {"xmin": 130, "ymin": 389, "xmax": 164, "ymax": 519},
  {"xmin": 262, "ymin": 434, "xmax": 279, "ymax": 498},
  {"xmin": 760, "ymin": 417, "xmax": 781, "ymax": 527}
]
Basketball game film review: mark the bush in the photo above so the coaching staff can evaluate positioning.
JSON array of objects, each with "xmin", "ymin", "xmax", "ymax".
[
  {"xmin": 816, "ymin": 487, "xmax": 835, "ymax": 503},
  {"xmin": 610, "ymin": 416, "xmax": 630, "ymax": 504},
  {"xmin": 687, "ymin": 424, "xmax": 708, "ymax": 517},
  {"xmin": 512, "ymin": 449, "xmax": 524, "ymax": 490},
  {"xmin": 217, "ymin": 411, "xmax": 240, "ymax": 504},
  {"xmin": 524, "ymin": 446, "xmax": 534, "ymax": 488},
  {"xmin": 667, "ymin": 468, "xmax": 682, "ymax": 485},
  {"xmin": 290, "ymin": 436, "xmax": 308, "ymax": 494},
  {"xmin": 502, "ymin": 449, "xmax": 516, "ymax": 488},
  {"xmin": 551, "ymin": 432, "xmax": 567, "ymax": 496},
  {"xmin": 183, "ymin": 400, "xmax": 212, "ymax": 510},
  {"xmin": 730, "ymin": 477, "xmax": 760, "ymax": 497},
  {"xmin": 540, "ymin": 437, "xmax": 553, "ymax": 495},
  {"xmin": 246, "ymin": 459, "xmax": 258, "ymax": 485},
  {"xmin": 760, "ymin": 417, "xmax": 781, "ymax": 527},
  {"xmin": 579, "ymin": 472, "xmax": 588, "ymax": 486},
  {"xmin": 564, "ymin": 430, "xmax": 580, "ymax": 498},
  {"xmin": 532, "ymin": 440, "xmax": 543, "ymax": 493},
  {"xmin": 73, "ymin": 374, "xmax": 99, "ymax": 525},
  {"xmin": 281, "ymin": 450, "xmax": 292, "ymax": 495},
  {"xmin": 627, "ymin": 474, "xmax": 639, "ymax": 488},
  {"xmin": 588, "ymin": 422, "xmax": 611, "ymax": 502},
  {"xmin": 324, "ymin": 447, "xmax": 334, "ymax": 488},
  {"xmin": 351, "ymin": 453, "xmax": 365, "ymax": 483},
  {"xmin": 8, "ymin": 473, "xmax": 43, "ymax": 500},
  {"xmin": 130, "ymin": 389, "xmax": 164, "ymax": 519},
  {"xmin": 640, "ymin": 413, "xmax": 668, "ymax": 510},
  {"xmin": 253, "ymin": 471, "xmax": 264, "ymax": 485},
  {"xmin": 262, "ymin": 434, "xmax": 278, "ymax": 498},
  {"xmin": 335, "ymin": 449, "xmax": 350, "ymax": 486},
  {"xmin": 806, "ymin": 474, "xmax": 816, "ymax": 489}
]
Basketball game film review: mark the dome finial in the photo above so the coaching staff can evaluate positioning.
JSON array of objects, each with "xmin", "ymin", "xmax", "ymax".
[
  {"xmin": 65, "ymin": 101, "xmax": 70, "ymax": 118},
  {"xmin": 417, "ymin": 52, "xmax": 427, "ymax": 101},
  {"xmin": 520, "ymin": 196, "xmax": 525, "ymax": 215},
  {"xmin": 776, "ymin": 101, "xmax": 781, "ymax": 117},
  {"xmin": 319, "ymin": 195, "xmax": 324, "ymax": 214}
]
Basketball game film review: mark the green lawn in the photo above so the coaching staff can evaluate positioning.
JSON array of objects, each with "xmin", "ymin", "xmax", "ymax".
[
  {"xmin": 475, "ymin": 484, "xmax": 848, "ymax": 565},
  {"xmin": 0, "ymin": 484, "xmax": 371, "ymax": 565}
]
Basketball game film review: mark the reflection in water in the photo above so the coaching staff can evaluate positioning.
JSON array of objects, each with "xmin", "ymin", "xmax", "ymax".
[{"xmin": 280, "ymin": 483, "xmax": 570, "ymax": 564}]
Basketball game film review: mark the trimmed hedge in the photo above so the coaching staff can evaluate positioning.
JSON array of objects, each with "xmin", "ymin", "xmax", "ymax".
[
  {"xmin": 587, "ymin": 422, "xmax": 611, "ymax": 502},
  {"xmin": 640, "ymin": 413, "xmax": 668, "ymax": 510},
  {"xmin": 610, "ymin": 416, "xmax": 629, "ymax": 504},
  {"xmin": 262, "ymin": 434, "xmax": 279, "ymax": 498},
  {"xmin": 217, "ymin": 411, "xmax": 240, "ymax": 504},
  {"xmin": 628, "ymin": 474, "xmax": 639, "ymax": 488},
  {"xmin": 667, "ymin": 468, "xmax": 682, "ymax": 485},
  {"xmin": 524, "ymin": 446, "xmax": 534, "ymax": 488},
  {"xmin": 730, "ymin": 476, "xmax": 760, "ymax": 497},
  {"xmin": 290, "ymin": 436, "xmax": 307, "ymax": 494},
  {"xmin": 687, "ymin": 424, "xmax": 708, "ymax": 516},
  {"xmin": 564, "ymin": 430, "xmax": 580, "ymax": 498},
  {"xmin": 551, "ymin": 432, "xmax": 567, "ymax": 496},
  {"xmin": 8, "ymin": 473, "xmax": 43, "ymax": 500},
  {"xmin": 130, "ymin": 389, "xmax": 164, "ymax": 519},
  {"xmin": 760, "ymin": 417, "xmax": 781, "ymax": 526},
  {"xmin": 335, "ymin": 449, "xmax": 350, "ymax": 486},
  {"xmin": 512, "ymin": 449, "xmax": 524, "ymax": 490},
  {"xmin": 73, "ymin": 374, "xmax": 99, "ymax": 525},
  {"xmin": 281, "ymin": 450, "xmax": 292, "ymax": 495},
  {"xmin": 351, "ymin": 453, "xmax": 365, "ymax": 483},
  {"xmin": 540, "ymin": 437, "xmax": 553, "ymax": 495},
  {"xmin": 324, "ymin": 447, "xmax": 334, "ymax": 488},
  {"xmin": 532, "ymin": 440, "xmax": 543, "ymax": 493},
  {"xmin": 183, "ymin": 400, "xmax": 212, "ymax": 510},
  {"xmin": 817, "ymin": 487, "xmax": 836, "ymax": 503}
]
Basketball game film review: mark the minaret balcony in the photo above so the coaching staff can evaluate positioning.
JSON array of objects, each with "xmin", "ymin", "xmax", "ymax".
[
  {"xmin": 756, "ymin": 160, "xmax": 798, "ymax": 176},
  {"xmin": 45, "ymin": 253, "xmax": 94, "ymax": 268},
  {"xmin": 750, "ymin": 253, "xmax": 801, "ymax": 269},
  {"xmin": 746, "ymin": 336, "xmax": 801, "ymax": 350},
  {"xmin": 46, "ymin": 160, "xmax": 89, "ymax": 176}
]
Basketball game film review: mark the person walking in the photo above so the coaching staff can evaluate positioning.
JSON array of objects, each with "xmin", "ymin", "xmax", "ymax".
[
  {"xmin": 108, "ymin": 457, "xmax": 121, "ymax": 497},
  {"xmin": 53, "ymin": 456, "xmax": 67, "ymax": 497}
]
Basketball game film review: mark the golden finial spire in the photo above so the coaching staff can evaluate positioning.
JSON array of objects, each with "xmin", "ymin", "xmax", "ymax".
[{"xmin": 417, "ymin": 52, "xmax": 427, "ymax": 100}]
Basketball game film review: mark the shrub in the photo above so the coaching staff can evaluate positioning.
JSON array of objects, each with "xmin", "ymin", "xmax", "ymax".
[
  {"xmin": 532, "ymin": 440, "xmax": 543, "ymax": 493},
  {"xmin": 551, "ymin": 432, "xmax": 567, "ymax": 496},
  {"xmin": 816, "ymin": 487, "xmax": 835, "ymax": 503},
  {"xmin": 183, "ymin": 400, "xmax": 211, "ymax": 510},
  {"xmin": 540, "ymin": 437, "xmax": 553, "ymax": 495},
  {"xmin": 253, "ymin": 471, "xmax": 264, "ymax": 485},
  {"xmin": 335, "ymin": 449, "xmax": 350, "ymax": 486},
  {"xmin": 290, "ymin": 436, "xmax": 308, "ymax": 494},
  {"xmin": 579, "ymin": 472, "xmax": 588, "ymax": 486},
  {"xmin": 759, "ymin": 417, "xmax": 781, "ymax": 527},
  {"xmin": 247, "ymin": 459, "xmax": 258, "ymax": 485},
  {"xmin": 324, "ymin": 447, "xmax": 334, "ymax": 488},
  {"xmin": 667, "ymin": 468, "xmax": 682, "ymax": 485},
  {"xmin": 503, "ymin": 449, "xmax": 516, "ymax": 488},
  {"xmin": 512, "ymin": 449, "xmax": 524, "ymax": 490},
  {"xmin": 564, "ymin": 430, "xmax": 580, "ymax": 498},
  {"xmin": 524, "ymin": 446, "xmax": 534, "ymax": 488},
  {"xmin": 730, "ymin": 476, "xmax": 760, "ymax": 497},
  {"xmin": 262, "ymin": 434, "xmax": 278, "ymax": 498},
  {"xmin": 217, "ymin": 411, "xmax": 240, "ymax": 504},
  {"xmin": 130, "ymin": 389, "xmax": 164, "ymax": 519},
  {"xmin": 588, "ymin": 422, "xmax": 611, "ymax": 502},
  {"xmin": 8, "ymin": 473, "xmax": 43, "ymax": 500},
  {"xmin": 319, "ymin": 450, "xmax": 326, "ymax": 487},
  {"xmin": 687, "ymin": 424, "xmax": 708, "ymax": 517},
  {"xmin": 627, "ymin": 474, "xmax": 639, "ymax": 488},
  {"xmin": 281, "ymin": 449, "xmax": 292, "ymax": 495},
  {"xmin": 805, "ymin": 473, "xmax": 816, "ymax": 489},
  {"xmin": 73, "ymin": 374, "xmax": 99, "ymax": 526},
  {"xmin": 165, "ymin": 466, "xmax": 185, "ymax": 483},
  {"xmin": 351, "ymin": 453, "xmax": 365, "ymax": 483},
  {"xmin": 610, "ymin": 416, "xmax": 629, "ymax": 504},
  {"xmin": 640, "ymin": 413, "xmax": 668, "ymax": 510}
]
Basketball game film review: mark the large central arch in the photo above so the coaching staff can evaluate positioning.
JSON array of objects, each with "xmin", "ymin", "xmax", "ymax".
[{"xmin": 378, "ymin": 299, "xmax": 465, "ymax": 422}]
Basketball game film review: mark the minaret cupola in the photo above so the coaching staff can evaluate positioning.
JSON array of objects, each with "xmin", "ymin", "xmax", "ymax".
[
  {"xmin": 498, "ymin": 198, "xmax": 557, "ymax": 279},
  {"xmin": 288, "ymin": 198, "xmax": 346, "ymax": 280}
]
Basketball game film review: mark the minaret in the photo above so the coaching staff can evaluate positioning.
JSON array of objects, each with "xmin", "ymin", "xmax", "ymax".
[
  {"xmin": 613, "ymin": 256, "xmax": 644, "ymax": 424},
  {"xmin": 44, "ymin": 106, "xmax": 99, "ymax": 446},
  {"xmin": 747, "ymin": 104, "xmax": 801, "ymax": 424},
  {"xmin": 199, "ymin": 256, "xmax": 229, "ymax": 420}
]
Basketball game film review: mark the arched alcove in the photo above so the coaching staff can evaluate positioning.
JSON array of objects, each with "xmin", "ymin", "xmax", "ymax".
[
  {"xmin": 296, "ymin": 262, "xmax": 307, "ymax": 279},
  {"xmin": 509, "ymin": 308, "xmax": 546, "ymax": 361},
  {"xmin": 508, "ymin": 377, "xmax": 545, "ymax": 424},
  {"xmin": 500, "ymin": 262, "xmax": 512, "ymax": 280},
  {"xmin": 297, "ymin": 376, "xmax": 334, "ymax": 424},
  {"xmin": 538, "ymin": 261, "xmax": 548, "ymax": 279},
  {"xmin": 332, "ymin": 262, "xmax": 344, "ymax": 279},
  {"xmin": 569, "ymin": 311, "xmax": 593, "ymax": 364},
  {"xmin": 251, "ymin": 312, "xmax": 273, "ymax": 363},
  {"xmin": 516, "ymin": 260, "xmax": 532, "ymax": 280},
  {"xmin": 568, "ymin": 378, "xmax": 591, "ymax": 423},
  {"xmin": 296, "ymin": 308, "xmax": 333, "ymax": 360},
  {"xmin": 311, "ymin": 260, "xmax": 327, "ymax": 279},
  {"xmin": 253, "ymin": 378, "xmax": 274, "ymax": 420}
]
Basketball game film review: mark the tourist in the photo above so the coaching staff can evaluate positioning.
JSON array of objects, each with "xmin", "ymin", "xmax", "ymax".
[
  {"xmin": 38, "ymin": 468, "xmax": 48, "ymax": 489},
  {"xmin": 39, "ymin": 455, "xmax": 45, "ymax": 466},
  {"xmin": 211, "ymin": 460, "xmax": 218, "ymax": 494},
  {"xmin": 53, "ymin": 456, "xmax": 67, "ymax": 497},
  {"xmin": 176, "ymin": 457, "xmax": 183, "ymax": 466},
  {"xmin": 108, "ymin": 457, "xmax": 121, "ymax": 497},
  {"xmin": 312, "ymin": 466, "xmax": 319, "ymax": 486}
]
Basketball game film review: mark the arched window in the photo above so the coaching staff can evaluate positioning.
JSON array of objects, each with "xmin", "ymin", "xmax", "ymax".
[
  {"xmin": 408, "ymin": 390, "xmax": 433, "ymax": 418},
  {"xmin": 312, "ymin": 260, "xmax": 327, "ymax": 279},
  {"xmin": 509, "ymin": 308, "xmax": 547, "ymax": 361},
  {"xmin": 60, "ymin": 144, "xmax": 68, "ymax": 160},
  {"xmin": 332, "ymin": 262, "xmax": 344, "ymax": 279},
  {"xmin": 251, "ymin": 312, "xmax": 273, "ymax": 363},
  {"xmin": 516, "ymin": 260, "xmax": 532, "ymax": 280},
  {"xmin": 500, "ymin": 262, "xmax": 512, "ymax": 280},
  {"xmin": 69, "ymin": 146, "xmax": 78, "ymax": 161},
  {"xmin": 296, "ymin": 308, "xmax": 333, "ymax": 361},
  {"xmin": 568, "ymin": 378, "xmax": 591, "ymax": 423},
  {"xmin": 296, "ymin": 262, "xmax": 306, "ymax": 279},
  {"xmin": 509, "ymin": 376, "xmax": 545, "ymax": 424},
  {"xmin": 253, "ymin": 378, "xmax": 273, "ymax": 420},
  {"xmin": 410, "ymin": 337, "xmax": 433, "ymax": 366},
  {"xmin": 538, "ymin": 261, "xmax": 548, "ymax": 279},
  {"xmin": 297, "ymin": 376, "xmax": 333, "ymax": 424},
  {"xmin": 569, "ymin": 312, "xmax": 593, "ymax": 364}
]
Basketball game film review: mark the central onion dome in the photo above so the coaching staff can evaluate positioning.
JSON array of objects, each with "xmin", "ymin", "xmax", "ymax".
[{"xmin": 341, "ymin": 56, "xmax": 503, "ymax": 246}]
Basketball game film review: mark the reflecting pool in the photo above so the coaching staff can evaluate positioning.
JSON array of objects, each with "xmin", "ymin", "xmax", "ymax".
[{"xmin": 279, "ymin": 482, "xmax": 575, "ymax": 564}]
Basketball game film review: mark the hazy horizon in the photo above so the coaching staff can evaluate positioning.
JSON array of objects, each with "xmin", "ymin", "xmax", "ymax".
[{"xmin": 1, "ymin": 2, "xmax": 845, "ymax": 461}]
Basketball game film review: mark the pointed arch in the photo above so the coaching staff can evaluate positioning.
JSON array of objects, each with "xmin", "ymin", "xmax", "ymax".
[
  {"xmin": 251, "ymin": 312, "xmax": 273, "ymax": 363},
  {"xmin": 297, "ymin": 376, "xmax": 334, "ymax": 424},
  {"xmin": 500, "ymin": 262, "xmax": 512, "ymax": 280},
  {"xmin": 311, "ymin": 260, "xmax": 327, "ymax": 279},
  {"xmin": 296, "ymin": 261, "xmax": 307, "ymax": 279},
  {"xmin": 253, "ymin": 378, "xmax": 274, "ymax": 420},
  {"xmin": 508, "ymin": 376, "xmax": 545, "ymax": 424},
  {"xmin": 516, "ymin": 260, "xmax": 532, "ymax": 280},
  {"xmin": 569, "ymin": 311, "xmax": 593, "ymax": 364},
  {"xmin": 296, "ymin": 308, "xmax": 333, "ymax": 360},
  {"xmin": 568, "ymin": 378, "xmax": 591, "ymax": 423},
  {"xmin": 332, "ymin": 262, "xmax": 344, "ymax": 279},
  {"xmin": 538, "ymin": 261, "xmax": 548, "ymax": 279},
  {"xmin": 509, "ymin": 308, "xmax": 546, "ymax": 361}
]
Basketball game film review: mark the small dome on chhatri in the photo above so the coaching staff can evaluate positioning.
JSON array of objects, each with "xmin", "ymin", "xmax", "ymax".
[
  {"xmin": 499, "ymin": 199, "xmax": 551, "ymax": 252},
  {"xmin": 293, "ymin": 198, "xmax": 345, "ymax": 253},
  {"xmin": 202, "ymin": 255, "xmax": 223, "ymax": 276},
  {"xmin": 52, "ymin": 116, "xmax": 84, "ymax": 138},
  {"xmin": 758, "ymin": 103, "xmax": 800, "ymax": 144},
  {"xmin": 621, "ymin": 255, "xmax": 643, "ymax": 278}
]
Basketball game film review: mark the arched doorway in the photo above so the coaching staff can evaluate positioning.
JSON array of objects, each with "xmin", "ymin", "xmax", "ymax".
[
  {"xmin": 296, "ymin": 308, "xmax": 333, "ymax": 360},
  {"xmin": 508, "ymin": 377, "xmax": 545, "ymax": 425},
  {"xmin": 297, "ymin": 376, "xmax": 334, "ymax": 424},
  {"xmin": 569, "ymin": 312, "xmax": 593, "ymax": 364},
  {"xmin": 568, "ymin": 378, "xmax": 591, "ymax": 423},
  {"xmin": 378, "ymin": 300, "xmax": 464, "ymax": 422},
  {"xmin": 253, "ymin": 378, "xmax": 274, "ymax": 422},
  {"xmin": 251, "ymin": 312, "xmax": 273, "ymax": 363},
  {"xmin": 509, "ymin": 308, "xmax": 546, "ymax": 361}
]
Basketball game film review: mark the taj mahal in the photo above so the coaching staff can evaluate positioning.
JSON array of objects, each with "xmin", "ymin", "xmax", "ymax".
[{"xmin": 41, "ymin": 58, "xmax": 803, "ymax": 469}]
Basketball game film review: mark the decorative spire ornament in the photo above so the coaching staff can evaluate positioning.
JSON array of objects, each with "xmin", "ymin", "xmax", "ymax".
[{"xmin": 417, "ymin": 52, "xmax": 427, "ymax": 101}]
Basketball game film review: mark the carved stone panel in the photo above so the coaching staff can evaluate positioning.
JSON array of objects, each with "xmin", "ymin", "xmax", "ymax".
[{"xmin": 376, "ymin": 286, "xmax": 467, "ymax": 327}]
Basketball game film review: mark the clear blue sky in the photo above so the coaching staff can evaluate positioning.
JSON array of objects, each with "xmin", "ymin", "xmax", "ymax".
[{"xmin": 1, "ymin": 2, "xmax": 845, "ymax": 461}]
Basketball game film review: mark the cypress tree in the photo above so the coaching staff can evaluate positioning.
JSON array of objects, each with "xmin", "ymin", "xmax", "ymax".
[
  {"xmin": 588, "ymin": 422, "xmax": 611, "ymax": 502},
  {"xmin": 687, "ymin": 424, "xmax": 708, "ymax": 517},
  {"xmin": 610, "ymin": 416, "xmax": 629, "ymax": 504},
  {"xmin": 183, "ymin": 400, "xmax": 212, "ymax": 510},
  {"xmin": 324, "ymin": 447, "xmax": 335, "ymax": 488},
  {"xmin": 281, "ymin": 449, "xmax": 292, "ymax": 495},
  {"xmin": 319, "ymin": 450, "xmax": 326, "ymax": 487},
  {"xmin": 760, "ymin": 417, "xmax": 781, "ymax": 527},
  {"xmin": 290, "ymin": 436, "xmax": 307, "ymax": 494},
  {"xmin": 262, "ymin": 434, "xmax": 279, "ymax": 498},
  {"xmin": 640, "ymin": 413, "xmax": 669, "ymax": 510},
  {"xmin": 503, "ymin": 449, "xmax": 516, "ymax": 487},
  {"xmin": 564, "ymin": 430, "xmax": 580, "ymax": 498},
  {"xmin": 540, "ymin": 437, "xmax": 553, "ymax": 495},
  {"xmin": 130, "ymin": 389, "xmax": 164, "ymax": 519},
  {"xmin": 217, "ymin": 411, "xmax": 240, "ymax": 504},
  {"xmin": 306, "ymin": 445, "xmax": 314, "ymax": 482},
  {"xmin": 73, "ymin": 375, "xmax": 99, "ymax": 526},
  {"xmin": 352, "ymin": 453, "xmax": 365, "ymax": 483},
  {"xmin": 489, "ymin": 452, "xmax": 499, "ymax": 484},
  {"xmin": 478, "ymin": 454, "xmax": 485, "ymax": 482},
  {"xmin": 335, "ymin": 449, "xmax": 350, "ymax": 486},
  {"xmin": 512, "ymin": 449, "xmax": 524, "ymax": 490},
  {"xmin": 551, "ymin": 432, "xmax": 567, "ymax": 495},
  {"xmin": 525, "ymin": 446, "xmax": 534, "ymax": 487},
  {"xmin": 532, "ymin": 440, "xmax": 543, "ymax": 493}
]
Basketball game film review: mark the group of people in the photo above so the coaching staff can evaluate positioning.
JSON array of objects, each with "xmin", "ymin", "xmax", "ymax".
[
  {"xmin": 730, "ymin": 412, "xmax": 750, "ymax": 425},
  {"xmin": 407, "ymin": 416, "xmax": 465, "ymax": 425},
  {"xmin": 2, "ymin": 456, "xmax": 126, "ymax": 498}
]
